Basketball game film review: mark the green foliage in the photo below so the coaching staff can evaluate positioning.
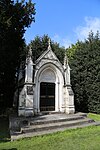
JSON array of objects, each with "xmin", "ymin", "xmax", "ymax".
[
  {"xmin": 66, "ymin": 43, "xmax": 79, "ymax": 60},
  {"xmin": 67, "ymin": 31, "xmax": 100, "ymax": 114},
  {"xmin": 0, "ymin": 0, "xmax": 35, "ymax": 108},
  {"xmin": 28, "ymin": 35, "xmax": 65, "ymax": 64}
]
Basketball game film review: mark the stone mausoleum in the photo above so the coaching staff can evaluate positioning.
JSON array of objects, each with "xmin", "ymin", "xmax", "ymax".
[{"xmin": 14, "ymin": 40, "xmax": 75, "ymax": 116}]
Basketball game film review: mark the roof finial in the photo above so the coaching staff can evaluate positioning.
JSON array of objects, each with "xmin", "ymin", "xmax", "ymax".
[
  {"xmin": 48, "ymin": 38, "xmax": 51, "ymax": 50},
  {"xmin": 64, "ymin": 52, "xmax": 66, "ymax": 66},
  {"xmin": 48, "ymin": 38, "xmax": 50, "ymax": 46},
  {"xmin": 64, "ymin": 52, "xmax": 68, "ymax": 69},
  {"xmin": 28, "ymin": 46, "xmax": 32, "ymax": 57}
]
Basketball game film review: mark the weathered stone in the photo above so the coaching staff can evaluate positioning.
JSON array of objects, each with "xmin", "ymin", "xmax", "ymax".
[{"xmin": 14, "ymin": 41, "xmax": 75, "ymax": 116}]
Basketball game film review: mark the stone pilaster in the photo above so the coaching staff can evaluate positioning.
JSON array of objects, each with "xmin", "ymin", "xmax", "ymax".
[{"xmin": 18, "ymin": 48, "xmax": 34, "ymax": 116}]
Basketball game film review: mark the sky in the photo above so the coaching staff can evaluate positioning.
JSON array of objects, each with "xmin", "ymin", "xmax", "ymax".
[{"xmin": 24, "ymin": 0, "xmax": 100, "ymax": 48}]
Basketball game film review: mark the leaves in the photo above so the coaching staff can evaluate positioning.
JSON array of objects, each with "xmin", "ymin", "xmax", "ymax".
[
  {"xmin": 0, "ymin": 0, "xmax": 35, "ymax": 108},
  {"xmin": 67, "ymin": 31, "xmax": 100, "ymax": 113}
]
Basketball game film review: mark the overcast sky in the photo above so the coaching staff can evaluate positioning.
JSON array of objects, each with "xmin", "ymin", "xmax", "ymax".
[{"xmin": 24, "ymin": 0, "xmax": 100, "ymax": 47}]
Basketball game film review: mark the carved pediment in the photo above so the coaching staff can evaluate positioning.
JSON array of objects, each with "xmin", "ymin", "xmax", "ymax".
[
  {"xmin": 43, "ymin": 50, "xmax": 57, "ymax": 60},
  {"xmin": 35, "ymin": 49, "xmax": 64, "ymax": 76},
  {"xmin": 36, "ymin": 49, "xmax": 58, "ymax": 65}
]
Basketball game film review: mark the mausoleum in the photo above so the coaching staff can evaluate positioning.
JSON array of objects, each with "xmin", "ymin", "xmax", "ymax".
[{"xmin": 14, "ymin": 40, "xmax": 75, "ymax": 116}]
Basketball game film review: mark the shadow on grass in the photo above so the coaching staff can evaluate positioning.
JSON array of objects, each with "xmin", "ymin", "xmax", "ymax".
[
  {"xmin": 2, "ymin": 148, "xmax": 17, "ymax": 150},
  {"xmin": 0, "ymin": 116, "xmax": 10, "ymax": 143}
]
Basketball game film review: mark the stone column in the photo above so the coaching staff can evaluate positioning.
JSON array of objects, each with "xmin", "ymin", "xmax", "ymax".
[
  {"xmin": 64, "ymin": 85, "xmax": 75, "ymax": 114},
  {"xmin": 18, "ymin": 48, "xmax": 34, "ymax": 116}
]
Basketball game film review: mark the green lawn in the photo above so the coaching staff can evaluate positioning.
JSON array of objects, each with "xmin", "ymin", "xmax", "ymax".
[
  {"xmin": 88, "ymin": 113, "xmax": 100, "ymax": 121},
  {"xmin": 0, "ymin": 113, "xmax": 100, "ymax": 150}
]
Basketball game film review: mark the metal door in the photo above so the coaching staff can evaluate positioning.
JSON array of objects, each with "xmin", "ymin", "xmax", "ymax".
[{"xmin": 40, "ymin": 82, "xmax": 55, "ymax": 111}]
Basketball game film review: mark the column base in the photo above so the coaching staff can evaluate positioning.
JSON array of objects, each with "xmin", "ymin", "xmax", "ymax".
[
  {"xmin": 65, "ymin": 106, "xmax": 75, "ymax": 114},
  {"xmin": 18, "ymin": 107, "xmax": 34, "ymax": 117}
]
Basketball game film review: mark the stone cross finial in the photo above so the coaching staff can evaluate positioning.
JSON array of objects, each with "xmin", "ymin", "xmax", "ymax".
[
  {"xmin": 48, "ymin": 38, "xmax": 50, "ymax": 46},
  {"xmin": 48, "ymin": 38, "xmax": 51, "ymax": 50}
]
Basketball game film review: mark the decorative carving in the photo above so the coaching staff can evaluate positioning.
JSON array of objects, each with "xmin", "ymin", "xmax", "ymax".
[
  {"xmin": 35, "ymin": 49, "xmax": 64, "ymax": 75},
  {"xmin": 44, "ymin": 51, "xmax": 55, "ymax": 59},
  {"xmin": 40, "ymin": 69, "xmax": 56, "ymax": 82},
  {"xmin": 27, "ymin": 86, "xmax": 33, "ymax": 95}
]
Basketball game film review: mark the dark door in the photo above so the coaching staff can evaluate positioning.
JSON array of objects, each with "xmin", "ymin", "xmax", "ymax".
[{"xmin": 40, "ymin": 82, "xmax": 55, "ymax": 111}]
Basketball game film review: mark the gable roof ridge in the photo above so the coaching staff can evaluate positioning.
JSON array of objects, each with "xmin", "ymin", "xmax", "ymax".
[
  {"xmin": 35, "ymin": 39, "xmax": 64, "ymax": 69},
  {"xmin": 35, "ymin": 48, "xmax": 50, "ymax": 64},
  {"xmin": 35, "ymin": 48, "xmax": 64, "ymax": 70},
  {"xmin": 35, "ymin": 39, "xmax": 51, "ymax": 63}
]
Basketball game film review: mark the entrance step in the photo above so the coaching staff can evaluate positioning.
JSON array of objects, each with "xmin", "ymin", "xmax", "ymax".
[
  {"xmin": 9, "ymin": 113, "xmax": 100, "ymax": 141},
  {"xmin": 29, "ymin": 115, "xmax": 85, "ymax": 125},
  {"xmin": 21, "ymin": 118, "xmax": 94, "ymax": 133}
]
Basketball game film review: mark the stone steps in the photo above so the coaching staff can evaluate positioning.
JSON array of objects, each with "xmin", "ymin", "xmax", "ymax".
[
  {"xmin": 21, "ymin": 118, "xmax": 94, "ymax": 133},
  {"xmin": 10, "ymin": 121, "xmax": 100, "ymax": 141},
  {"xmin": 10, "ymin": 113, "xmax": 100, "ymax": 141},
  {"xmin": 29, "ymin": 115, "xmax": 84, "ymax": 125}
]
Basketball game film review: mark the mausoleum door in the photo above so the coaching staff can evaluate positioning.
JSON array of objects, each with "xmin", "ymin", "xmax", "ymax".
[{"xmin": 40, "ymin": 82, "xmax": 55, "ymax": 111}]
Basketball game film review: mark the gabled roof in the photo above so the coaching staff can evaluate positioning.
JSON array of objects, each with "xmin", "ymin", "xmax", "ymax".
[{"xmin": 35, "ymin": 41, "xmax": 63, "ymax": 68}]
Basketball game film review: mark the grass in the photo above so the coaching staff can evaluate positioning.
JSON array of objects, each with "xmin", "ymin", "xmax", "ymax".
[
  {"xmin": 0, "ymin": 126, "xmax": 100, "ymax": 150},
  {"xmin": 88, "ymin": 113, "xmax": 100, "ymax": 121},
  {"xmin": 0, "ymin": 113, "xmax": 100, "ymax": 150}
]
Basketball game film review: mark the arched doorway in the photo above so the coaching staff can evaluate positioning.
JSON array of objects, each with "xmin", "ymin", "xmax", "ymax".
[
  {"xmin": 34, "ymin": 63, "xmax": 64, "ymax": 113},
  {"xmin": 39, "ymin": 68, "xmax": 56, "ymax": 111},
  {"xmin": 40, "ymin": 82, "xmax": 55, "ymax": 111}
]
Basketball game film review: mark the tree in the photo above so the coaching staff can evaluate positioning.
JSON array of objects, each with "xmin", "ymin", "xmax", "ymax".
[
  {"xmin": 28, "ymin": 34, "xmax": 65, "ymax": 64},
  {"xmin": 67, "ymin": 31, "xmax": 100, "ymax": 113},
  {"xmin": 0, "ymin": 0, "xmax": 35, "ymax": 109}
]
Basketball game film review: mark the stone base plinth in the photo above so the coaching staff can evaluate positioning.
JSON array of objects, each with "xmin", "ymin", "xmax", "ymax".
[{"xmin": 18, "ymin": 107, "xmax": 34, "ymax": 117}]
